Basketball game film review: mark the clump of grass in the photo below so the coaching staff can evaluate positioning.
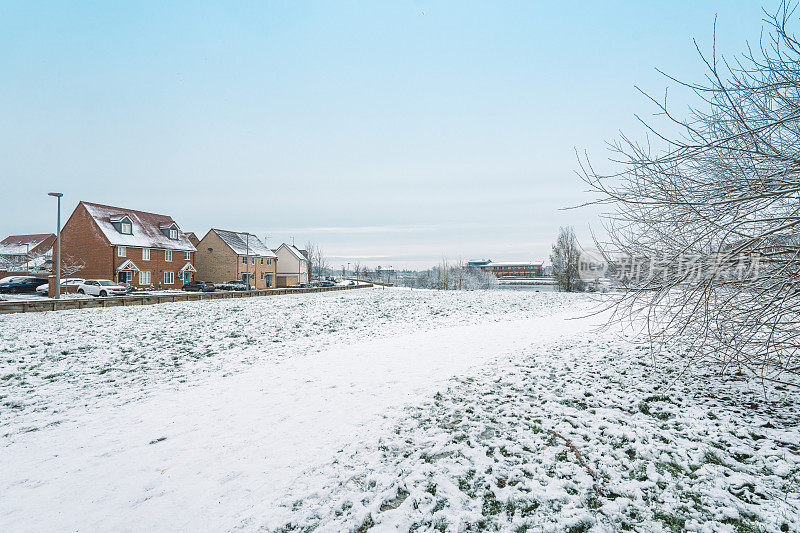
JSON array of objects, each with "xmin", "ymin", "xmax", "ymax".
[{"xmin": 482, "ymin": 490, "xmax": 503, "ymax": 517}]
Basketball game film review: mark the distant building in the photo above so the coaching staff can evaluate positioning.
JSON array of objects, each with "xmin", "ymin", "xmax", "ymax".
[
  {"xmin": 194, "ymin": 229, "xmax": 277, "ymax": 289},
  {"xmin": 467, "ymin": 259, "xmax": 543, "ymax": 278},
  {"xmin": 273, "ymin": 243, "xmax": 311, "ymax": 287},
  {"xmin": 0, "ymin": 233, "xmax": 56, "ymax": 268}
]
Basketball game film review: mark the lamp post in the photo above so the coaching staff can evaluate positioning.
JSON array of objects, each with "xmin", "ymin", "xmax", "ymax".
[
  {"xmin": 25, "ymin": 243, "xmax": 30, "ymax": 275},
  {"xmin": 48, "ymin": 192, "xmax": 63, "ymax": 299},
  {"xmin": 347, "ymin": 262, "xmax": 350, "ymax": 280}
]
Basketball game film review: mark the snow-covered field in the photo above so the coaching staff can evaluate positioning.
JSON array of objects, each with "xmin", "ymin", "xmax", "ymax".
[{"xmin": 1, "ymin": 288, "xmax": 797, "ymax": 532}]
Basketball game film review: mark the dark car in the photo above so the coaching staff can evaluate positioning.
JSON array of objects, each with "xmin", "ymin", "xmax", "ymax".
[
  {"xmin": 0, "ymin": 276, "xmax": 49, "ymax": 294},
  {"xmin": 182, "ymin": 280, "xmax": 215, "ymax": 292}
]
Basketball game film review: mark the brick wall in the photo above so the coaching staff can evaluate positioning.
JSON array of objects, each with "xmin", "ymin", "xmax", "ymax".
[
  {"xmin": 61, "ymin": 203, "xmax": 115, "ymax": 281},
  {"xmin": 114, "ymin": 246, "xmax": 194, "ymax": 289}
]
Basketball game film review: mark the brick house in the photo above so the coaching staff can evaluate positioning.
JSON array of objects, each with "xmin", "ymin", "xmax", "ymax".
[
  {"xmin": 0, "ymin": 233, "xmax": 56, "ymax": 269},
  {"xmin": 194, "ymin": 229, "xmax": 277, "ymax": 289},
  {"xmin": 60, "ymin": 201, "xmax": 197, "ymax": 289},
  {"xmin": 467, "ymin": 259, "xmax": 543, "ymax": 278},
  {"xmin": 273, "ymin": 243, "xmax": 311, "ymax": 287}
]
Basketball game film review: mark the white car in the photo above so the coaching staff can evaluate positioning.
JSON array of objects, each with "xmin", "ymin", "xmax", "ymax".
[
  {"xmin": 35, "ymin": 278, "xmax": 85, "ymax": 295},
  {"xmin": 77, "ymin": 279, "xmax": 128, "ymax": 297}
]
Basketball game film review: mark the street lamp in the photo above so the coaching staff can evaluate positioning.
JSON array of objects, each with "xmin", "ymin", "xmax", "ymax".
[
  {"xmin": 347, "ymin": 262, "xmax": 350, "ymax": 280},
  {"xmin": 48, "ymin": 192, "xmax": 63, "ymax": 299}
]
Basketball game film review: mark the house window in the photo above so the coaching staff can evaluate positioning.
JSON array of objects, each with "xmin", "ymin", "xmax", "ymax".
[
  {"xmin": 120, "ymin": 222, "xmax": 132, "ymax": 234},
  {"xmin": 121, "ymin": 271, "xmax": 133, "ymax": 283},
  {"xmin": 139, "ymin": 271, "xmax": 151, "ymax": 285},
  {"xmin": 142, "ymin": 248, "xmax": 150, "ymax": 260},
  {"xmin": 164, "ymin": 271, "xmax": 174, "ymax": 285},
  {"xmin": 118, "ymin": 246, "xmax": 126, "ymax": 257},
  {"xmin": 242, "ymin": 256, "xmax": 246, "ymax": 264},
  {"xmin": 169, "ymin": 228, "xmax": 178, "ymax": 240},
  {"xmin": 165, "ymin": 250, "xmax": 172, "ymax": 262},
  {"xmin": 185, "ymin": 252, "xmax": 191, "ymax": 260},
  {"xmin": 252, "ymin": 257, "xmax": 255, "ymax": 265},
  {"xmin": 260, "ymin": 258, "xmax": 264, "ymax": 265},
  {"xmin": 266, "ymin": 258, "xmax": 271, "ymax": 265}
]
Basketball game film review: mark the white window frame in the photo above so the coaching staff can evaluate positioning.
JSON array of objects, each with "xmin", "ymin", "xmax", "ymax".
[
  {"xmin": 142, "ymin": 248, "xmax": 150, "ymax": 261},
  {"xmin": 120, "ymin": 221, "xmax": 132, "ymax": 235},
  {"xmin": 118, "ymin": 246, "xmax": 126, "ymax": 257},
  {"xmin": 165, "ymin": 250, "xmax": 172, "ymax": 262},
  {"xmin": 184, "ymin": 251, "xmax": 191, "ymax": 260},
  {"xmin": 139, "ymin": 271, "xmax": 151, "ymax": 285},
  {"xmin": 169, "ymin": 228, "xmax": 178, "ymax": 240},
  {"xmin": 164, "ymin": 271, "xmax": 175, "ymax": 285},
  {"xmin": 123, "ymin": 271, "xmax": 133, "ymax": 282}
]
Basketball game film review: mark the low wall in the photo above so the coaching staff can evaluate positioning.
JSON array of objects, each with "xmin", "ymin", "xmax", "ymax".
[{"xmin": 0, "ymin": 284, "xmax": 373, "ymax": 315}]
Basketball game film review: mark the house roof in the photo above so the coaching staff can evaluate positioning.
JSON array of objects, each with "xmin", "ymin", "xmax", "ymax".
[
  {"xmin": 210, "ymin": 229, "xmax": 276, "ymax": 258},
  {"xmin": 275, "ymin": 243, "xmax": 309, "ymax": 262},
  {"xmin": 0, "ymin": 234, "xmax": 55, "ymax": 256},
  {"xmin": 486, "ymin": 261, "xmax": 544, "ymax": 267},
  {"xmin": 81, "ymin": 201, "xmax": 197, "ymax": 252}
]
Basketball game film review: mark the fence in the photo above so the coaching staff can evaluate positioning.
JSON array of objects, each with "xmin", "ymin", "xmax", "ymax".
[{"xmin": 0, "ymin": 284, "xmax": 373, "ymax": 315}]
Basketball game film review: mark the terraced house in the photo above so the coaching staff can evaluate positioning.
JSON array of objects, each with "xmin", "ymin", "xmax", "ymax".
[
  {"xmin": 194, "ymin": 229, "xmax": 277, "ymax": 289},
  {"xmin": 60, "ymin": 201, "xmax": 197, "ymax": 289}
]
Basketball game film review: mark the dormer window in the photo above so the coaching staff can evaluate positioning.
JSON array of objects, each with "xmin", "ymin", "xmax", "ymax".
[
  {"xmin": 111, "ymin": 215, "xmax": 134, "ymax": 235},
  {"xmin": 160, "ymin": 222, "xmax": 179, "ymax": 240}
]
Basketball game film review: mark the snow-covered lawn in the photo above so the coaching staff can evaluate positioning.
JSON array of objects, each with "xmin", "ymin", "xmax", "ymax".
[{"xmin": 0, "ymin": 288, "xmax": 797, "ymax": 532}]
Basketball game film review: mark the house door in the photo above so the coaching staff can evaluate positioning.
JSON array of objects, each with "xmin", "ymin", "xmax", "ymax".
[
  {"xmin": 118, "ymin": 271, "xmax": 127, "ymax": 283},
  {"xmin": 183, "ymin": 271, "xmax": 191, "ymax": 284}
]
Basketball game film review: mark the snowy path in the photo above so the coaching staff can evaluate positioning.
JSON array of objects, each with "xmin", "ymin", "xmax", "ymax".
[{"xmin": 0, "ymin": 307, "xmax": 596, "ymax": 531}]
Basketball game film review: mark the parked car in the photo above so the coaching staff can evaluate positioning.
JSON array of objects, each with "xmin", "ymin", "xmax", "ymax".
[
  {"xmin": 76, "ymin": 279, "xmax": 128, "ymax": 297},
  {"xmin": 35, "ymin": 278, "xmax": 85, "ymax": 295},
  {"xmin": 217, "ymin": 280, "xmax": 248, "ymax": 291},
  {"xmin": 182, "ymin": 280, "xmax": 215, "ymax": 292},
  {"xmin": 0, "ymin": 276, "xmax": 49, "ymax": 294}
]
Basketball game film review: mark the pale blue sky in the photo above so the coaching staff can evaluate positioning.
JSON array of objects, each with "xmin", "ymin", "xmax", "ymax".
[{"xmin": 0, "ymin": 1, "xmax": 772, "ymax": 268}]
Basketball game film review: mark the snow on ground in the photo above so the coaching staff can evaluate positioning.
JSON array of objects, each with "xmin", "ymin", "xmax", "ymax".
[{"xmin": 1, "ymin": 288, "xmax": 798, "ymax": 532}]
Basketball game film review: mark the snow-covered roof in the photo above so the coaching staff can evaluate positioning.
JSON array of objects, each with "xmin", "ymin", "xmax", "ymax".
[
  {"xmin": 275, "ymin": 243, "xmax": 309, "ymax": 262},
  {"xmin": 0, "ymin": 234, "xmax": 54, "ymax": 256},
  {"xmin": 179, "ymin": 262, "xmax": 197, "ymax": 273},
  {"xmin": 81, "ymin": 201, "xmax": 197, "ymax": 252},
  {"xmin": 211, "ymin": 229, "xmax": 276, "ymax": 258},
  {"xmin": 481, "ymin": 261, "xmax": 544, "ymax": 267},
  {"xmin": 115, "ymin": 259, "xmax": 140, "ymax": 272},
  {"xmin": 486, "ymin": 261, "xmax": 544, "ymax": 267}
]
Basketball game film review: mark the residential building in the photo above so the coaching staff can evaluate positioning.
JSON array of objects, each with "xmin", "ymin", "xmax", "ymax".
[
  {"xmin": 273, "ymin": 243, "xmax": 311, "ymax": 287},
  {"xmin": 60, "ymin": 201, "xmax": 197, "ymax": 289},
  {"xmin": 467, "ymin": 259, "xmax": 543, "ymax": 278},
  {"xmin": 0, "ymin": 233, "xmax": 56, "ymax": 269},
  {"xmin": 194, "ymin": 229, "xmax": 277, "ymax": 289}
]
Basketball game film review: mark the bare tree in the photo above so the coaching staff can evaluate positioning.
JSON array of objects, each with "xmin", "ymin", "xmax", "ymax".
[
  {"xmin": 304, "ymin": 241, "xmax": 329, "ymax": 279},
  {"xmin": 60, "ymin": 254, "xmax": 85, "ymax": 277},
  {"xmin": 550, "ymin": 227, "xmax": 585, "ymax": 292},
  {"xmin": 580, "ymin": 2, "xmax": 800, "ymax": 384}
]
